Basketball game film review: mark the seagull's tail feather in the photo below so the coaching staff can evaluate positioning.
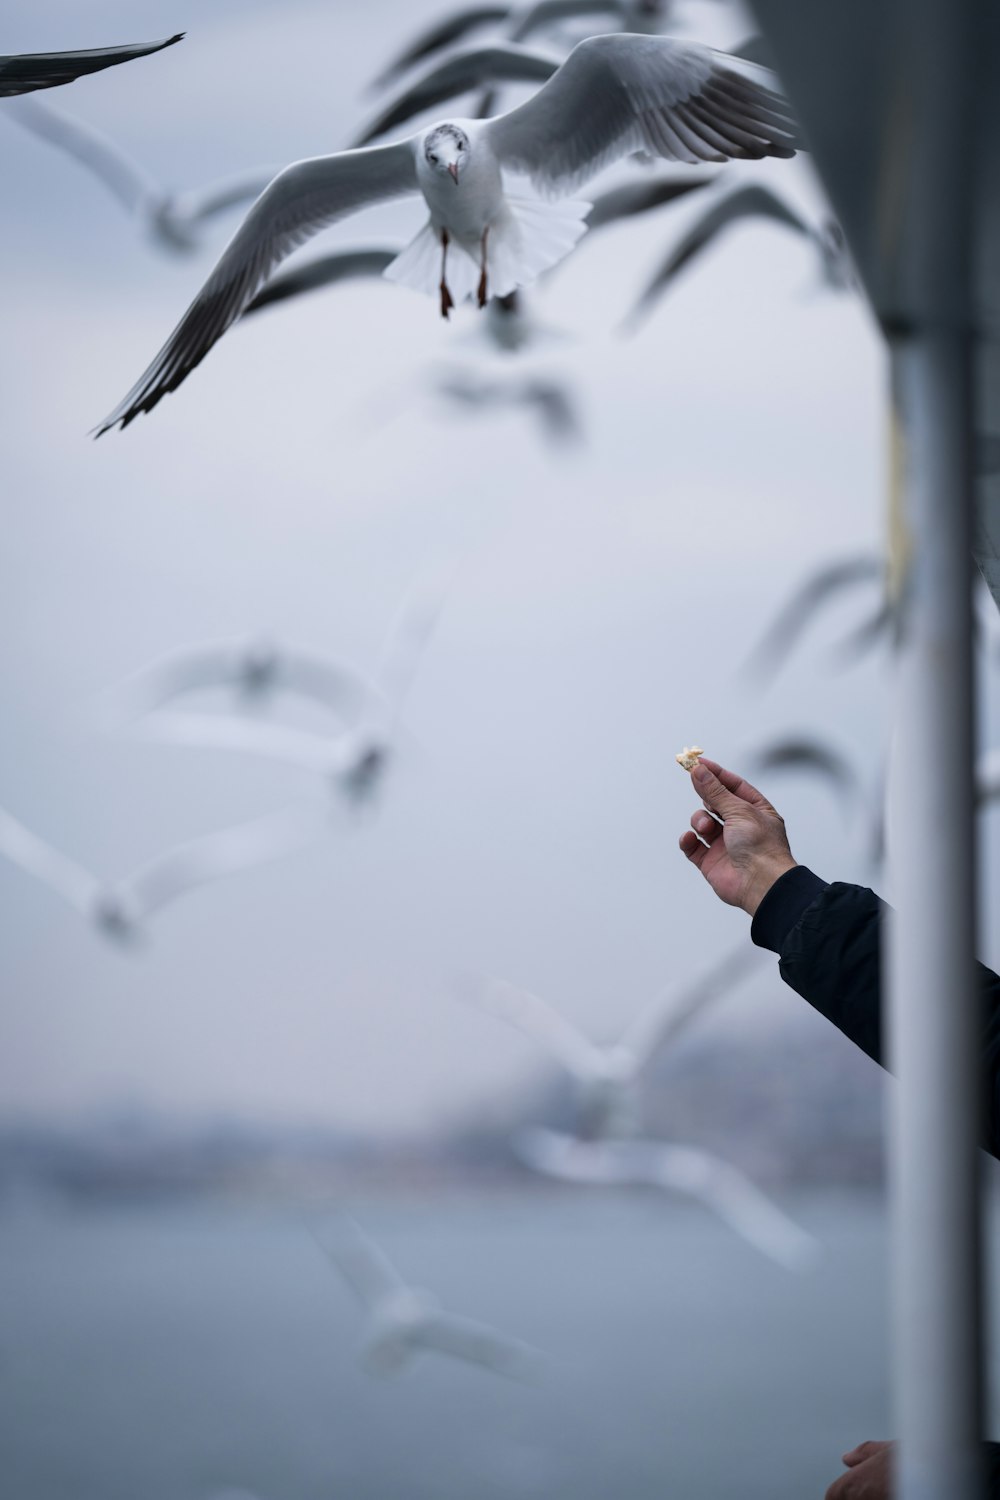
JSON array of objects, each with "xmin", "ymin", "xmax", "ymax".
[
  {"xmin": 487, "ymin": 196, "xmax": 590, "ymax": 297},
  {"xmin": 383, "ymin": 221, "xmax": 478, "ymax": 306}
]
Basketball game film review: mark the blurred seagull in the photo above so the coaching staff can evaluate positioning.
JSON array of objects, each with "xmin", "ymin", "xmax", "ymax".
[
  {"xmin": 434, "ymin": 364, "xmax": 582, "ymax": 445},
  {"xmin": 468, "ymin": 942, "xmax": 760, "ymax": 1139},
  {"xmin": 625, "ymin": 182, "xmax": 854, "ymax": 329},
  {"xmin": 0, "ymin": 801, "xmax": 323, "ymax": 945},
  {"xmin": 96, "ymin": 34, "xmax": 797, "ymax": 432},
  {"xmin": 372, "ymin": 0, "xmax": 674, "ymax": 89},
  {"xmin": 4, "ymin": 95, "xmax": 275, "ymax": 254},
  {"xmin": 131, "ymin": 573, "xmax": 449, "ymax": 811},
  {"xmin": 515, "ymin": 1128, "xmax": 818, "ymax": 1270},
  {"xmin": 319, "ymin": 1216, "xmax": 540, "ymax": 1380},
  {"xmin": 741, "ymin": 553, "xmax": 885, "ymax": 684},
  {"xmin": 104, "ymin": 636, "xmax": 368, "ymax": 724},
  {"xmin": 742, "ymin": 735, "xmax": 864, "ymax": 828},
  {"xmin": 242, "ymin": 249, "xmax": 399, "ymax": 316},
  {"xmin": 0, "ymin": 34, "xmax": 182, "ymax": 97}
]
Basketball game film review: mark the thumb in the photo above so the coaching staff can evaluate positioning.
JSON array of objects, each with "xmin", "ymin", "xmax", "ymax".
[{"xmin": 691, "ymin": 761, "xmax": 746, "ymax": 818}]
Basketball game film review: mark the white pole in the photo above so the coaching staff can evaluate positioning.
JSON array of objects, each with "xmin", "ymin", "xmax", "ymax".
[
  {"xmin": 884, "ymin": 2, "xmax": 985, "ymax": 1492},
  {"xmin": 887, "ymin": 328, "xmax": 982, "ymax": 1500}
]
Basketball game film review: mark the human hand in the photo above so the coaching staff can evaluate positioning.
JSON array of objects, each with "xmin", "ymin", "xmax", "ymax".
[
  {"xmin": 678, "ymin": 757, "xmax": 796, "ymax": 916},
  {"xmin": 824, "ymin": 1440, "xmax": 893, "ymax": 1498}
]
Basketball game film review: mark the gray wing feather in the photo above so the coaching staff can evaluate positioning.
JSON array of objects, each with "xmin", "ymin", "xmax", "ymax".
[
  {"xmin": 618, "ymin": 941, "xmax": 759, "ymax": 1067},
  {"xmin": 371, "ymin": 7, "xmax": 512, "ymax": 89},
  {"xmin": 242, "ymin": 249, "xmax": 399, "ymax": 315},
  {"xmin": 4, "ymin": 96, "xmax": 156, "ymax": 212},
  {"xmin": 418, "ymin": 1313, "xmax": 539, "ymax": 1379},
  {"xmin": 0, "ymin": 34, "xmax": 183, "ymax": 96},
  {"xmin": 586, "ymin": 171, "xmax": 712, "ymax": 229},
  {"xmin": 0, "ymin": 807, "xmax": 99, "ymax": 914},
  {"xmin": 320, "ymin": 1218, "xmax": 406, "ymax": 1308},
  {"xmin": 628, "ymin": 183, "xmax": 811, "ymax": 319},
  {"xmin": 486, "ymin": 35, "xmax": 798, "ymax": 195},
  {"xmin": 741, "ymin": 554, "xmax": 883, "ymax": 682},
  {"xmin": 96, "ymin": 142, "xmax": 419, "ymax": 433},
  {"xmin": 354, "ymin": 45, "xmax": 558, "ymax": 146}
]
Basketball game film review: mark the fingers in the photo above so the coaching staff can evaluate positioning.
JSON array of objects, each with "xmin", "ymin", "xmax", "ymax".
[
  {"xmin": 697, "ymin": 758, "xmax": 772, "ymax": 809},
  {"xmin": 842, "ymin": 1440, "xmax": 890, "ymax": 1468},
  {"xmin": 690, "ymin": 761, "xmax": 753, "ymax": 819},
  {"xmin": 679, "ymin": 829, "xmax": 707, "ymax": 868},
  {"xmin": 691, "ymin": 809, "xmax": 723, "ymax": 845}
]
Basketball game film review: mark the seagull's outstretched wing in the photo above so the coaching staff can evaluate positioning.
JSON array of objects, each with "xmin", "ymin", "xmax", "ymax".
[
  {"xmin": 618, "ymin": 940, "xmax": 760, "ymax": 1071},
  {"xmin": 371, "ymin": 7, "xmax": 512, "ymax": 90},
  {"xmin": 5, "ymin": 96, "xmax": 158, "ymax": 212},
  {"xmin": 106, "ymin": 637, "xmax": 365, "ymax": 720},
  {"xmin": 509, "ymin": 0, "xmax": 634, "ymax": 44},
  {"xmin": 744, "ymin": 736, "xmax": 861, "ymax": 824},
  {"xmin": 586, "ymin": 171, "xmax": 712, "ymax": 229},
  {"xmin": 418, "ymin": 1311, "xmax": 540, "ymax": 1380},
  {"xmin": 471, "ymin": 977, "xmax": 606, "ymax": 1078},
  {"xmin": 0, "ymin": 807, "xmax": 99, "ymax": 915},
  {"xmin": 96, "ymin": 142, "xmax": 419, "ymax": 433},
  {"xmin": 741, "ymin": 554, "xmax": 883, "ymax": 683},
  {"xmin": 134, "ymin": 713, "xmax": 355, "ymax": 777},
  {"xmin": 354, "ymin": 44, "xmax": 558, "ymax": 146},
  {"xmin": 320, "ymin": 1217, "xmax": 406, "ymax": 1310},
  {"xmin": 242, "ymin": 249, "xmax": 399, "ymax": 315},
  {"xmin": 119, "ymin": 804, "xmax": 325, "ymax": 922},
  {"xmin": 486, "ymin": 34, "xmax": 797, "ymax": 193},
  {"xmin": 0, "ymin": 34, "xmax": 183, "ymax": 96},
  {"xmin": 626, "ymin": 183, "xmax": 811, "ymax": 321}
]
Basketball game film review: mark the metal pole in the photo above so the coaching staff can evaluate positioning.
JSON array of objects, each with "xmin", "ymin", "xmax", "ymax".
[{"xmin": 887, "ymin": 325, "xmax": 982, "ymax": 1498}]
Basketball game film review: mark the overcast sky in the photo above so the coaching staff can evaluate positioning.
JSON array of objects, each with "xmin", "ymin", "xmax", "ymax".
[{"xmin": 2, "ymin": 0, "xmax": 998, "ymax": 1136}]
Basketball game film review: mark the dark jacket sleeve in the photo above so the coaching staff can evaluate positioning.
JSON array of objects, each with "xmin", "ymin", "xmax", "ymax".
[{"xmin": 750, "ymin": 866, "xmax": 1000, "ymax": 1160}]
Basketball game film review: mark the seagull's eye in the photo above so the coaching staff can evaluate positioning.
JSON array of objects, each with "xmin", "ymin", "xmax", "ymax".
[{"xmin": 429, "ymin": 153, "xmax": 439, "ymax": 164}]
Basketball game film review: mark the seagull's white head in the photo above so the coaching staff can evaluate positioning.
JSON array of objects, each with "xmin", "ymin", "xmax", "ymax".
[{"xmin": 424, "ymin": 124, "xmax": 470, "ymax": 185}]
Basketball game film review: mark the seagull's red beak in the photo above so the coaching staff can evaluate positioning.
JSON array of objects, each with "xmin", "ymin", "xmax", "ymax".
[{"xmin": 448, "ymin": 163, "xmax": 460, "ymax": 185}]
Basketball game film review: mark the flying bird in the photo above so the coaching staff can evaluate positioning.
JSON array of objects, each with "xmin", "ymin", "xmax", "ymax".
[
  {"xmin": 467, "ymin": 942, "xmax": 760, "ymax": 1139},
  {"xmin": 741, "ymin": 553, "xmax": 885, "ymax": 684},
  {"xmin": 242, "ymin": 249, "xmax": 399, "ymax": 315},
  {"xmin": 434, "ymin": 364, "xmax": 582, "ymax": 445},
  {"xmin": 104, "ymin": 636, "xmax": 368, "ymax": 724},
  {"xmin": 742, "ymin": 735, "xmax": 864, "ymax": 827},
  {"xmin": 4, "ymin": 95, "xmax": 275, "ymax": 254},
  {"xmin": 0, "ymin": 34, "xmax": 182, "ymax": 97},
  {"xmin": 625, "ymin": 182, "xmax": 854, "ymax": 329},
  {"xmin": 515, "ymin": 1129, "xmax": 818, "ymax": 1270},
  {"xmin": 96, "ymin": 34, "xmax": 797, "ymax": 433},
  {"xmin": 371, "ymin": 0, "xmax": 671, "ymax": 90},
  {"xmin": 0, "ymin": 801, "xmax": 323, "ymax": 944},
  {"xmin": 318, "ymin": 1216, "xmax": 540, "ymax": 1379},
  {"xmin": 128, "ymin": 574, "xmax": 449, "ymax": 811}
]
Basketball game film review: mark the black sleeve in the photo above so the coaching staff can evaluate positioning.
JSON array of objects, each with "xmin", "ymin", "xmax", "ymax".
[{"xmin": 750, "ymin": 867, "xmax": 1000, "ymax": 1159}]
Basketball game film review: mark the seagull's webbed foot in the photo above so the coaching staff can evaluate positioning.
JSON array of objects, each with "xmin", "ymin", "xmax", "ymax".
[{"xmin": 440, "ymin": 280, "xmax": 455, "ymax": 320}]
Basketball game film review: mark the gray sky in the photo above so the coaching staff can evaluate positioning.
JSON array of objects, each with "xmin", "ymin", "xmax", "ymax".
[{"xmin": 2, "ymin": 0, "xmax": 998, "ymax": 1135}]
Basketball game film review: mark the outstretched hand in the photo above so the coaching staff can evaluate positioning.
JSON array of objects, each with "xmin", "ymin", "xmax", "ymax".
[{"xmin": 678, "ymin": 757, "xmax": 796, "ymax": 916}]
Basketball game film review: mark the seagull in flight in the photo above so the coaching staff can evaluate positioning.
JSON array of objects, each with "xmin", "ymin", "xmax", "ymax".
[
  {"xmin": 129, "ymin": 573, "xmax": 449, "ymax": 811},
  {"xmin": 104, "ymin": 636, "xmax": 368, "ymax": 724},
  {"xmin": 0, "ymin": 34, "xmax": 182, "ymax": 97},
  {"xmin": 96, "ymin": 33, "xmax": 797, "ymax": 433},
  {"xmin": 318, "ymin": 1216, "xmax": 540, "ymax": 1380},
  {"xmin": 4, "ymin": 95, "xmax": 276, "ymax": 255},
  {"xmin": 0, "ymin": 800, "xmax": 323, "ymax": 945},
  {"xmin": 515, "ymin": 1128, "xmax": 818, "ymax": 1270},
  {"xmin": 625, "ymin": 182, "xmax": 855, "ymax": 329},
  {"xmin": 468, "ymin": 942, "xmax": 761, "ymax": 1139}
]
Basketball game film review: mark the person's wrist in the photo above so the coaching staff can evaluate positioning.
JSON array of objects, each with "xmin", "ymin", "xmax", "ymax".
[{"xmin": 739, "ymin": 854, "xmax": 797, "ymax": 917}]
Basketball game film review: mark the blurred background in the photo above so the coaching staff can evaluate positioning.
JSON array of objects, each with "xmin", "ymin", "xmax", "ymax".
[{"xmin": 2, "ymin": 1, "xmax": 1000, "ymax": 1496}]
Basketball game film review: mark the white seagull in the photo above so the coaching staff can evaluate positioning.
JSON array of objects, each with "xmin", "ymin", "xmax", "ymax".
[
  {"xmin": 129, "ymin": 574, "xmax": 449, "ymax": 811},
  {"xmin": 96, "ymin": 33, "xmax": 797, "ymax": 432},
  {"xmin": 0, "ymin": 35, "xmax": 182, "ymax": 97},
  {"xmin": 4, "ymin": 95, "xmax": 276, "ymax": 255},
  {"xmin": 0, "ymin": 801, "xmax": 324, "ymax": 944},
  {"xmin": 515, "ymin": 1128, "xmax": 818, "ymax": 1270},
  {"xmin": 104, "ymin": 636, "xmax": 368, "ymax": 724},
  {"xmin": 319, "ymin": 1216, "xmax": 540, "ymax": 1380},
  {"xmin": 468, "ymin": 941, "xmax": 761, "ymax": 1139}
]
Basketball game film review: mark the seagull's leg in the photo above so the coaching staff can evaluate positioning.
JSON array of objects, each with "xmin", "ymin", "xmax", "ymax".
[
  {"xmin": 477, "ymin": 228, "xmax": 489, "ymax": 309},
  {"xmin": 439, "ymin": 230, "xmax": 454, "ymax": 320}
]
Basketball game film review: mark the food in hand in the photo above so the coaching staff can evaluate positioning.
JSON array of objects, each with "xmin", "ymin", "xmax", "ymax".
[{"xmin": 675, "ymin": 745, "xmax": 704, "ymax": 773}]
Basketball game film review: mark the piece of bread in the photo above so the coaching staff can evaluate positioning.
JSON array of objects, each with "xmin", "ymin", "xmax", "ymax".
[{"xmin": 675, "ymin": 745, "xmax": 704, "ymax": 773}]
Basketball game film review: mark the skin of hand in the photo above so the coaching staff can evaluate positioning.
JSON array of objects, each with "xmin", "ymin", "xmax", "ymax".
[
  {"xmin": 824, "ymin": 1440, "xmax": 893, "ymax": 1498},
  {"xmin": 678, "ymin": 757, "xmax": 797, "ymax": 916}
]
